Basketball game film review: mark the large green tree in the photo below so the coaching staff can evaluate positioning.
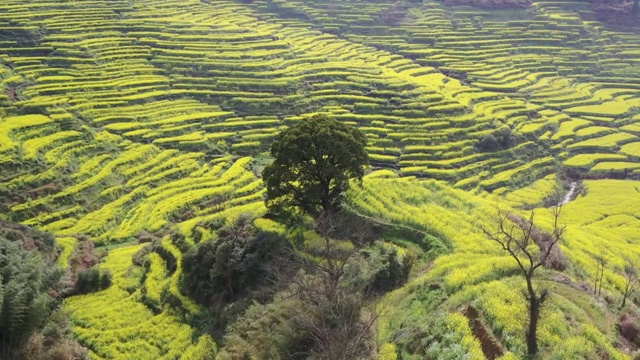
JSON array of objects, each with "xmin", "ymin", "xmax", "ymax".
[{"xmin": 262, "ymin": 114, "xmax": 368, "ymax": 216}]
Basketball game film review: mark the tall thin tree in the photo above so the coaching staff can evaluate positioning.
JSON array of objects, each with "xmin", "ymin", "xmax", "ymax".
[{"xmin": 620, "ymin": 257, "xmax": 638, "ymax": 308}]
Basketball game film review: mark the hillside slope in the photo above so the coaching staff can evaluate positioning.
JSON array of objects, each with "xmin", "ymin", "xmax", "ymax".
[{"xmin": 1, "ymin": 0, "xmax": 640, "ymax": 358}]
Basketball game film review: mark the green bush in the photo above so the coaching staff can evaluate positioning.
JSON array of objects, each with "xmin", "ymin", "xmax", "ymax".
[
  {"xmin": 182, "ymin": 217, "xmax": 291, "ymax": 305},
  {"xmin": 477, "ymin": 126, "xmax": 516, "ymax": 152},
  {"xmin": 364, "ymin": 242, "xmax": 413, "ymax": 294},
  {"xmin": 75, "ymin": 267, "xmax": 112, "ymax": 294}
]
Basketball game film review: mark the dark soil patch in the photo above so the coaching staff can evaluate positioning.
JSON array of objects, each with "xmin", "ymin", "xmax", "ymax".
[
  {"xmin": 465, "ymin": 306, "xmax": 505, "ymax": 359},
  {"xmin": 68, "ymin": 238, "xmax": 100, "ymax": 272},
  {"xmin": 618, "ymin": 313, "xmax": 640, "ymax": 349},
  {"xmin": 439, "ymin": 68, "xmax": 470, "ymax": 86},
  {"xmin": 27, "ymin": 182, "xmax": 62, "ymax": 199},
  {"xmin": 563, "ymin": 167, "xmax": 640, "ymax": 182},
  {"xmin": 552, "ymin": 274, "xmax": 592, "ymax": 293}
]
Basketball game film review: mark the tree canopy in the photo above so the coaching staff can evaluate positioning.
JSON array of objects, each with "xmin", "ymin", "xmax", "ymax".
[{"xmin": 262, "ymin": 114, "xmax": 368, "ymax": 216}]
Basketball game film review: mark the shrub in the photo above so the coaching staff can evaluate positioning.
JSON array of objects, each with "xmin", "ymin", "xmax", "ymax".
[
  {"xmin": 75, "ymin": 267, "xmax": 112, "ymax": 294},
  {"xmin": 364, "ymin": 242, "xmax": 413, "ymax": 294},
  {"xmin": 478, "ymin": 134, "xmax": 500, "ymax": 152},
  {"xmin": 23, "ymin": 310, "xmax": 89, "ymax": 360},
  {"xmin": 182, "ymin": 217, "xmax": 291, "ymax": 305},
  {"xmin": 219, "ymin": 298, "xmax": 310, "ymax": 359},
  {"xmin": 477, "ymin": 126, "xmax": 516, "ymax": 152}
]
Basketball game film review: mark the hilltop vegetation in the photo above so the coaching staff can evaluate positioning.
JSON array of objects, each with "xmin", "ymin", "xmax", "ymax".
[
  {"xmin": 1, "ymin": 0, "xmax": 640, "ymax": 359},
  {"xmin": 593, "ymin": 0, "xmax": 640, "ymax": 25},
  {"xmin": 0, "ymin": 221, "xmax": 88, "ymax": 360}
]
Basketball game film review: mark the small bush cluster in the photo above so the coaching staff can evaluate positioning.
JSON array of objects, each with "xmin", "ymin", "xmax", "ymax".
[
  {"xmin": 477, "ymin": 126, "xmax": 516, "ymax": 152},
  {"xmin": 75, "ymin": 267, "xmax": 113, "ymax": 294}
]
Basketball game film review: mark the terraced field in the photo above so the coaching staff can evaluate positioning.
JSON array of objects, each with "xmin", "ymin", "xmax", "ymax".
[{"xmin": 1, "ymin": 0, "xmax": 640, "ymax": 358}]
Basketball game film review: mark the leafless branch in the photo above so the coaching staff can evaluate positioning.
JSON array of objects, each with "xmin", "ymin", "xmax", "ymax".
[{"xmin": 481, "ymin": 203, "xmax": 565, "ymax": 356}]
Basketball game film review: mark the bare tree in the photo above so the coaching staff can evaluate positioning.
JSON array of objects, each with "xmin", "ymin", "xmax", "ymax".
[
  {"xmin": 286, "ymin": 213, "xmax": 379, "ymax": 359},
  {"xmin": 620, "ymin": 257, "xmax": 638, "ymax": 308},
  {"xmin": 292, "ymin": 293, "xmax": 379, "ymax": 360},
  {"xmin": 594, "ymin": 247, "xmax": 607, "ymax": 297},
  {"xmin": 482, "ymin": 205, "xmax": 565, "ymax": 357}
]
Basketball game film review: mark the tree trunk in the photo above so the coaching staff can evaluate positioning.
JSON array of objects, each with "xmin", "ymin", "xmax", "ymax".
[
  {"xmin": 597, "ymin": 266, "xmax": 604, "ymax": 296},
  {"xmin": 527, "ymin": 296, "xmax": 539, "ymax": 357},
  {"xmin": 622, "ymin": 281, "xmax": 629, "ymax": 308},
  {"xmin": 525, "ymin": 276, "xmax": 540, "ymax": 357},
  {"xmin": 319, "ymin": 179, "xmax": 332, "ymax": 215},
  {"xmin": 226, "ymin": 270, "xmax": 235, "ymax": 299},
  {"xmin": 598, "ymin": 271, "xmax": 603, "ymax": 296},
  {"xmin": 321, "ymin": 192, "xmax": 331, "ymax": 215}
]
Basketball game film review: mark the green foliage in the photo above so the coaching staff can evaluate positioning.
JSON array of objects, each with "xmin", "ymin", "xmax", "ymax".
[
  {"xmin": 182, "ymin": 216, "xmax": 291, "ymax": 306},
  {"xmin": 263, "ymin": 114, "xmax": 368, "ymax": 215},
  {"xmin": 477, "ymin": 126, "xmax": 516, "ymax": 152},
  {"xmin": 0, "ymin": 222, "xmax": 63, "ymax": 355},
  {"xmin": 363, "ymin": 242, "xmax": 413, "ymax": 294},
  {"xmin": 219, "ymin": 297, "xmax": 310, "ymax": 360},
  {"xmin": 219, "ymin": 213, "xmax": 407, "ymax": 359},
  {"xmin": 387, "ymin": 285, "xmax": 447, "ymax": 358},
  {"xmin": 75, "ymin": 267, "xmax": 113, "ymax": 294},
  {"xmin": 425, "ymin": 313, "xmax": 484, "ymax": 360},
  {"xmin": 22, "ymin": 310, "xmax": 89, "ymax": 360}
]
